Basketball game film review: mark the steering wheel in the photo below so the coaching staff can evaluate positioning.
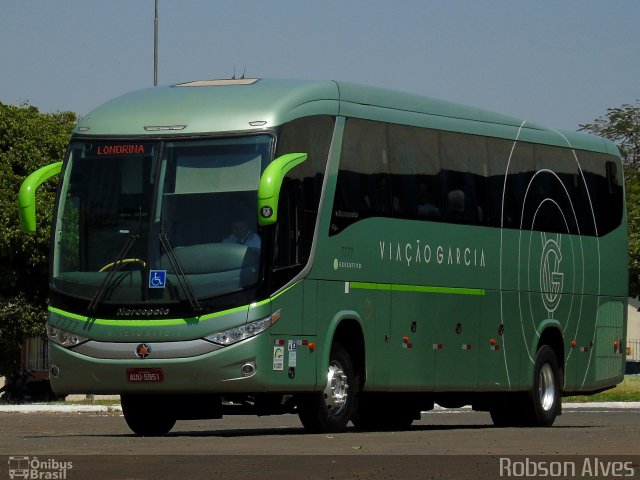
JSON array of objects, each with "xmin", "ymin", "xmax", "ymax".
[{"xmin": 99, "ymin": 258, "xmax": 147, "ymax": 272}]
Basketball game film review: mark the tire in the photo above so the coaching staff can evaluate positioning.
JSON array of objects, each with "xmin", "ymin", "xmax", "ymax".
[
  {"xmin": 121, "ymin": 394, "xmax": 176, "ymax": 436},
  {"xmin": 297, "ymin": 343, "xmax": 358, "ymax": 433},
  {"xmin": 489, "ymin": 345, "xmax": 561, "ymax": 428},
  {"xmin": 526, "ymin": 345, "xmax": 561, "ymax": 427},
  {"xmin": 352, "ymin": 394, "xmax": 416, "ymax": 431}
]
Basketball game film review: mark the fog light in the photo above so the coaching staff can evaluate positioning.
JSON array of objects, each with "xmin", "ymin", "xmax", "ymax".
[
  {"xmin": 241, "ymin": 362, "xmax": 256, "ymax": 377},
  {"xmin": 50, "ymin": 365, "xmax": 60, "ymax": 378}
]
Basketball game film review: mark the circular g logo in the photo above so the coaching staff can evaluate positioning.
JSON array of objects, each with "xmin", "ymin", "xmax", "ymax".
[{"xmin": 540, "ymin": 234, "xmax": 563, "ymax": 316}]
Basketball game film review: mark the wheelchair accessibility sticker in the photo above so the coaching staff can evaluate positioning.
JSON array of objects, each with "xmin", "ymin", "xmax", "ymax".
[{"xmin": 149, "ymin": 270, "xmax": 167, "ymax": 288}]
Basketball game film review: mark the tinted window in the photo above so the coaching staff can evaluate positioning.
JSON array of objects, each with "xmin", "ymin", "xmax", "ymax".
[
  {"xmin": 440, "ymin": 132, "xmax": 491, "ymax": 225},
  {"xmin": 329, "ymin": 118, "xmax": 623, "ymax": 238},
  {"xmin": 275, "ymin": 115, "xmax": 334, "ymax": 267},
  {"xmin": 331, "ymin": 119, "xmax": 390, "ymax": 235},
  {"xmin": 388, "ymin": 124, "xmax": 441, "ymax": 220},
  {"xmin": 576, "ymin": 151, "xmax": 623, "ymax": 236}
]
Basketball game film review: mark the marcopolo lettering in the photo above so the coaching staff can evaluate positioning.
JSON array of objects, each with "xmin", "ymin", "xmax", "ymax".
[{"xmin": 117, "ymin": 307, "xmax": 170, "ymax": 317}]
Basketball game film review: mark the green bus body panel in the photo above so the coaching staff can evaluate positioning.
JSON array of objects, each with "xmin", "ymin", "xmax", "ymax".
[
  {"xmin": 18, "ymin": 161, "xmax": 62, "ymax": 233},
  {"xmin": 46, "ymin": 78, "xmax": 626, "ymax": 398},
  {"xmin": 75, "ymin": 79, "xmax": 340, "ymax": 136}
]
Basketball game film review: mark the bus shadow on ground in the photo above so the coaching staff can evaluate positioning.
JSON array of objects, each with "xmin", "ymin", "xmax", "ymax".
[{"xmin": 24, "ymin": 423, "xmax": 596, "ymax": 440}]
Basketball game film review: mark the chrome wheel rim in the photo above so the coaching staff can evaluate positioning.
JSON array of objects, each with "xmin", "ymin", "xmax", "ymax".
[
  {"xmin": 538, "ymin": 363, "xmax": 555, "ymax": 411},
  {"xmin": 324, "ymin": 361, "xmax": 349, "ymax": 416}
]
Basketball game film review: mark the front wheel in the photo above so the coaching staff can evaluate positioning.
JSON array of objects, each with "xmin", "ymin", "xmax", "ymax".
[
  {"xmin": 121, "ymin": 395, "xmax": 176, "ymax": 436},
  {"xmin": 297, "ymin": 343, "xmax": 358, "ymax": 433}
]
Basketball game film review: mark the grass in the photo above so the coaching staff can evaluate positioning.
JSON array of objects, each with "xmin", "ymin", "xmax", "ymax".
[
  {"xmin": 565, "ymin": 375, "xmax": 640, "ymax": 402},
  {"xmin": 63, "ymin": 398, "xmax": 120, "ymax": 406}
]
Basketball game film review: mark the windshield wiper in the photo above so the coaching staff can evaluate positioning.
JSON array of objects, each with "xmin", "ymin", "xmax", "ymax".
[
  {"xmin": 158, "ymin": 233, "xmax": 203, "ymax": 313},
  {"xmin": 87, "ymin": 233, "xmax": 139, "ymax": 313}
]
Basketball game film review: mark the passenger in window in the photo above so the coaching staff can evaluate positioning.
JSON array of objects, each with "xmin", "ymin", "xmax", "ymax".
[
  {"xmin": 417, "ymin": 181, "xmax": 440, "ymax": 218},
  {"xmin": 447, "ymin": 189, "xmax": 466, "ymax": 221},
  {"xmin": 361, "ymin": 176, "xmax": 399, "ymax": 216},
  {"xmin": 223, "ymin": 221, "xmax": 261, "ymax": 249}
]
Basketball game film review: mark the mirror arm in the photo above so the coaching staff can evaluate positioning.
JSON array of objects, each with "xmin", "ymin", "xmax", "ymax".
[
  {"xmin": 18, "ymin": 162, "xmax": 63, "ymax": 233},
  {"xmin": 258, "ymin": 153, "xmax": 307, "ymax": 226}
]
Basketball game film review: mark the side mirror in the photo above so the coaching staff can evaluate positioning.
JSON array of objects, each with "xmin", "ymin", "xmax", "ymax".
[
  {"xmin": 257, "ymin": 153, "xmax": 307, "ymax": 226},
  {"xmin": 18, "ymin": 162, "xmax": 63, "ymax": 233}
]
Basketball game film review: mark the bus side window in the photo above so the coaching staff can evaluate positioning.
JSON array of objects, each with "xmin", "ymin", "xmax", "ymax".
[
  {"xmin": 440, "ymin": 132, "xmax": 490, "ymax": 225},
  {"xmin": 330, "ymin": 119, "xmax": 389, "ymax": 235},
  {"xmin": 387, "ymin": 123, "xmax": 441, "ymax": 221}
]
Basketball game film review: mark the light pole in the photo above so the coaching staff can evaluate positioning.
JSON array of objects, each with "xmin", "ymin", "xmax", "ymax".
[{"xmin": 153, "ymin": 0, "xmax": 159, "ymax": 86}]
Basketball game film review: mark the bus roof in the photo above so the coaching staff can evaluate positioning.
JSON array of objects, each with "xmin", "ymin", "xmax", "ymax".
[{"xmin": 74, "ymin": 78, "xmax": 618, "ymax": 156}]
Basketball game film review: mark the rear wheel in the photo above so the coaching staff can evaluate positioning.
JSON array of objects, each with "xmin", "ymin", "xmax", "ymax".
[
  {"xmin": 490, "ymin": 345, "xmax": 561, "ymax": 427},
  {"xmin": 297, "ymin": 343, "xmax": 357, "ymax": 433},
  {"xmin": 527, "ymin": 345, "xmax": 561, "ymax": 427},
  {"xmin": 121, "ymin": 395, "xmax": 176, "ymax": 436}
]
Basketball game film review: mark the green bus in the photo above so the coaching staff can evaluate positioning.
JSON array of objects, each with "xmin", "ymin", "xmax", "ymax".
[{"xmin": 19, "ymin": 79, "xmax": 627, "ymax": 435}]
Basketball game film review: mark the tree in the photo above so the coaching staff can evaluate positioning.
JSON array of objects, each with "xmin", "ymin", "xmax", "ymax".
[
  {"xmin": 580, "ymin": 100, "xmax": 640, "ymax": 297},
  {"xmin": 579, "ymin": 101, "xmax": 640, "ymax": 167},
  {"xmin": 0, "ymin": 102, "xmax": 76, "ymax": 376},
  {"xmin": 625, "ymin": 166, "xmax": 640, "ymax": 297}
]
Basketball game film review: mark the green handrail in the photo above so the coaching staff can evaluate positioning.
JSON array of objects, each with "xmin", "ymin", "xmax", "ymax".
[
  {"xmin": 18, "ymin": 162, "xmax": 63, "ymax": 233},
  {"xmin": 257, "ymin": 153, "xmax": 307, "ymax": 226}
]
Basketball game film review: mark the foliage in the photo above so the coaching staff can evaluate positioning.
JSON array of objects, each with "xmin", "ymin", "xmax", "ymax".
[
  {"xmin": 0, "ymin": 102, "xmax": 76, "ymax": 376},
  {"xmin": 625, "ymin": 165, "xmax": 640, "ymax": 297},
  {"xmin": 579, "ymin": 100, "xmax": 640, "ymax": 167},
  {"xmin": 565, "ymin": 376, "xmax": 640, "ymax": 403},
  {"xmin": 580, "ymin": 101, "xmax": 640, "ymax": 297}
]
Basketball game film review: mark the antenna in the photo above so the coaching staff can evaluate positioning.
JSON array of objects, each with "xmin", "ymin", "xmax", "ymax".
[
  {"xmin": 232, "ymin": 66, "xmax": 236, "ymax": 80},
  {"xmin": 241, "ymin": 66, "xmax": 247, "ymax": 79}
]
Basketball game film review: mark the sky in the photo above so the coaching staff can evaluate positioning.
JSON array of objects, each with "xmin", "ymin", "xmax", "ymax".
[{"xmin": 1, "ymin": 1, "xmax": 638, "ymax": 131}]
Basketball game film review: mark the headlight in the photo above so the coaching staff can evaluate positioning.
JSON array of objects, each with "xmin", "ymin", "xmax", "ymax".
[
  {"xmin": 46, "ymin": 323, "xmax": 89, "ymax": 348},
  {"xmin": 203, "ymin": 310, "xmax": 280, "ymax": 346}
]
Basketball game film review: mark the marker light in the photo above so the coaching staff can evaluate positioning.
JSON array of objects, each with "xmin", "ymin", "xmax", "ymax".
[
  {"xmin": 203, "ymin": 310, "xmax": 281, "ymax": 347},
  {"xmin": 46, "ymin": 324, "xmax": 89, "ymax": 348}
]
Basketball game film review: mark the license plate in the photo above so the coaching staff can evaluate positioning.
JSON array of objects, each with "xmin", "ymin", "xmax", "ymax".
[{"xmin": 127, "ymin": 368, "xmax": 164, "ymax": 383}]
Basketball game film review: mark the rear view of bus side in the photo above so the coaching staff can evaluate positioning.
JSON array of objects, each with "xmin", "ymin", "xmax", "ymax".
[{"xmin": 20, "ymin": 79, "xmax": 626, "ymax": 435}]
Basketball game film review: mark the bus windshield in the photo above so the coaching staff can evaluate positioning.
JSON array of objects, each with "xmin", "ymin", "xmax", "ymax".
[{"xmin": 52, "ymin": 135, "xmax": 272, "ymax": 309}]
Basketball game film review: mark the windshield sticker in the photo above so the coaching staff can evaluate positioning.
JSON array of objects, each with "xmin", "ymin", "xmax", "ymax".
[{"xmin": 148, "ymin": 270, "xmax": 167, "ymax": 289}]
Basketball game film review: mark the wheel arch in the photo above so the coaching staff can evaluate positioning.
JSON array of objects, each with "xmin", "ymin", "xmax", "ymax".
[
  {"xmin": 320, "ymin": 311, "xmax": 366, "ymax": 389},
  {"xmin": 536, "ymin": 321, "xmax": 565, "ymax": 388}
]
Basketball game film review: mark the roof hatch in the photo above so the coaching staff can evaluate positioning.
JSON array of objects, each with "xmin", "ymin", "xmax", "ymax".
[{"xmin": 174, "ymin": 78, "xmax": 260, "ymax": 87}]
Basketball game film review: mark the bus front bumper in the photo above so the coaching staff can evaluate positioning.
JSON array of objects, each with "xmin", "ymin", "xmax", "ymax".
[{"xmin": 48, "ymin": 333, "xmax": 285, "ymax": 395}]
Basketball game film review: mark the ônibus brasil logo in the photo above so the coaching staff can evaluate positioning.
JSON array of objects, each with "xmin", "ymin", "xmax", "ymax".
[
  {"xmin": 540, "ymin": 233, "xmax": 564, "ymax": 316},
  {"xmin": 8, "ymin": 456, "xmax": 73, "ymax": 479}
]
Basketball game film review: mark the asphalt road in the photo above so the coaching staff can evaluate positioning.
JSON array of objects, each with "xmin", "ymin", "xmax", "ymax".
[{"xmin": 1, "ymin": 406, "xmax": 639, "ymax": 479}]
